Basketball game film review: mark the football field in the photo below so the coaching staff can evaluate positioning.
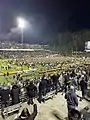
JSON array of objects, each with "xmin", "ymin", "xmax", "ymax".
[
  {"xmin": 0, "ymin": 57, "xmax": 89, "ymax": 84},
  {"xmin": 0, "ymin": 58, "xmax": 60, "ymax": 84}
]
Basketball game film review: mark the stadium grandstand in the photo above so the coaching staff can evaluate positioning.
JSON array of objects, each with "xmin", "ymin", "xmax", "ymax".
[
  {"xmin": 0, "ymin": 41, "xmax": 54, "ymax": 58},
  {"xmin": 0, "ymin": 40, "xmax": 48, "ymax": 49}
]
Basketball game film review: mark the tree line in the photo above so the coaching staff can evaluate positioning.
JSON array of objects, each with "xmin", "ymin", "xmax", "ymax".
[{"xmin": 50, "ymin": 29, "xmax": 90, "ymax": 53}]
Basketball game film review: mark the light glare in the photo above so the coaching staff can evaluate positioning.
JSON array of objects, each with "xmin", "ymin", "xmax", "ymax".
[{"xmin": 17, "ymin": 17, "xmax": 26, "ymax": 29}]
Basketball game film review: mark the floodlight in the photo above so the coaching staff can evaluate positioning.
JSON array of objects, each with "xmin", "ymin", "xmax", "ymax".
[{"xmin": 17, "ymin": 17, "xmax": 26, "ymax": 29}]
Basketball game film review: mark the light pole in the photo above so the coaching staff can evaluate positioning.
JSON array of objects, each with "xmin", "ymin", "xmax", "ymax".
[
  {"xmin": 21, "ymin": 28, "xmax": 24, "ymax": 47},
  {"xmin": 17, "ymin": 17, "xmax": 26, "ymax": 48}
]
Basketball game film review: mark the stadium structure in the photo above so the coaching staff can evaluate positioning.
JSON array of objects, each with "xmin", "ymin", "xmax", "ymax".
[{"xmin": 0, "ymin": 40, "xmax": 54, "ymax": 58}]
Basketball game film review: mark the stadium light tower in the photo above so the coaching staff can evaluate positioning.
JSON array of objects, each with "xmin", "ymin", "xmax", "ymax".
[{"xmin": 17, "ymin": 17, "xmax": 27, "ymax": 48}]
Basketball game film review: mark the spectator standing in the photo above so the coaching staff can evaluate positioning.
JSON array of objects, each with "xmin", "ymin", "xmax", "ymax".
[
  {"xmin": 65, "ymin": 86, "xmax": 78, "ymax": 120},
  {"xmin": 0, "ymin": 86, "xmax": 11, "ymax": 108},
  {"xmin": 11, "ymin": 84, "xmax": 20, "ymax": 105},
  {"xmin": 52, "ymin": 74, "xmax": 58, "ymax": 94},
  {"xmin": 38, "ymin": 76, "xmax": 47, "ymax": 103},
  {"xmin": 80, "ymin": 75, "xmax": 87, "ymax": 101},
  {"xmin": 26, "ymin": 81, "xmax": 37, "ymax": 105}
]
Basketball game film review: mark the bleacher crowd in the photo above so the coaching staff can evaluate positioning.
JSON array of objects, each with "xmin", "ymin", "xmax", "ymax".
[
  {"xmin": 0, "ymin": 41, "xmax": 44, "ymax": 49},
  {"xmin": 0, "ymin": 64, "xmax": 89, "ymax": 120}
]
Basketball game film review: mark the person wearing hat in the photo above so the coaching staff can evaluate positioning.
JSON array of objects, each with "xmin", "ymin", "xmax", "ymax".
[{"xmin": 65, "ymin": 86, "xmax": 78, "ymax": 120}]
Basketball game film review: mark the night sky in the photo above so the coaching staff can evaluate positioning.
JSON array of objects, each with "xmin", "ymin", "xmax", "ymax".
[{"xmin": 0, "ymin": 0, "xmax": 90, "ymax": 43}]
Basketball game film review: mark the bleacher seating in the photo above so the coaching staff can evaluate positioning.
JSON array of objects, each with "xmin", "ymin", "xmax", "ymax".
[
  {"xmin": 0, "ymin": 41, "xmax": 44, "ymax": 49},
  {"xmin": 1, "ymin": 103, "xmax": 21, "ymax": 116},
  {"xmin": 44, "ymin": 90, "xmax": 56, "ymax": 100}
]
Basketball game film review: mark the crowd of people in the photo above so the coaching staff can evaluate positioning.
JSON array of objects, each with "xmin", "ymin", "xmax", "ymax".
[
  {"xmin": 0, "ymin": 41, "xmax": 44, "ymax": 49},
  {"xmin": 0, "ymin": 41, "xmax": 53, "ymax": 59},
  {"xmin": 0, "ymin": 62, "xmax": 89, "ymax": 120}
]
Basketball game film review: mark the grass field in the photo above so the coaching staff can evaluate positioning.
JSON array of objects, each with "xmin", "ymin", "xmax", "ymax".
[
  {"xmin": 0, "ymin": 58, "xmax": 61, "ymax": 84},
  {"xmin": 0, "ymin": 57, "xmax": 88, "ymax": 84},
  {"xmin": 0, "ymin": 59, "xmax": 35, "ymax": 84}
]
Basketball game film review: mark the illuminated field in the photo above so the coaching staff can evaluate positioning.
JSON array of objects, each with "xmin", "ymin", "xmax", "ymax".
[
  {"xmin": 0, "ymin": 58, "xmax": 60, "ymax": 84},
  {"xmin": 0, "ymin": 57, "xmax": 89, "ymax": 84}
]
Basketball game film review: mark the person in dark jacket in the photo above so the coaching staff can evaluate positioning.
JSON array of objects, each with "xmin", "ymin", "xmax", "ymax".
[
  {"xmin": 84, "ymin": 74, "xmax": 88, "ymax": 89},
  {"xmin": 80, "ymin": 76, "xmax": 87, "ymax": 101},
  {"xmin": 65, "ymin": 86, "xmax": 78, "ymax": 120},
  {"xmin": 11, "ymin": 84, "xmax": 20, "ymax": 105},
  {"xmin": 72, "ymin": 78, "xmax": 77, "ymax": 93},
  {"xmin": 64, "ymin": 73, "xmax": 70, "ymax": 93},
  {"xmin": 52, "ymin": 74, "xmax": 58, "ymax": 94},
  {"xmin": 15, "ymin": 104, "xmax": 37, "ymax": 120},
  {"xmin": 70, "ymin": 70, "xmax": 76, "ymax": 78},
  {"xmin": 38, "ymin": 76, "xmax": 47, "ymax": 103},
  {"xmin": 26, "ymin": 81, "xmax": 37, "ymax": 105},
  {"xmin": 77, "ymin": 75, "xmax": 81, "ymax": 90},
  {"xmin": 46, "ymin": 77, "xmax": 52, "ymax": 93},
  {"xmin": 0, "ymin": 86, "xmax": 10, "ymax": 107}
]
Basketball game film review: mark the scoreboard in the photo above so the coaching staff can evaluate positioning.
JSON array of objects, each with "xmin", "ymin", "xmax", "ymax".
[{"xmin": 85, "ymin": 41, "xmax": 90, "ymax": 52}]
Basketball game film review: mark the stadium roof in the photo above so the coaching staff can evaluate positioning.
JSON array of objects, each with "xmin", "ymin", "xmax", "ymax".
[
  {"xmin": 0, "ymin": 48, "xmax": 50, "ymax": 52},
  {"xmin": 0, "ymin": 49, "xmax": 35, "ymax": 52}
]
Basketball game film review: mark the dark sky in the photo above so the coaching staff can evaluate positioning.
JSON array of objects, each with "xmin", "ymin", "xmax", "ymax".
[{"xmin": 0, "ymin": 0, "xmax": 90, "ymax": 43}]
